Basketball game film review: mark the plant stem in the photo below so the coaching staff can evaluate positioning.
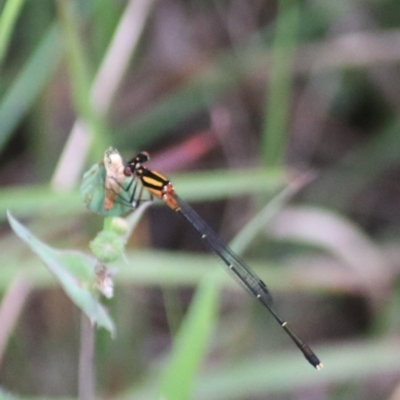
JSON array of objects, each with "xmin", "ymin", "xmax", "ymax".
[{"xmin": 78, "ymin": 312, "xmax": 96, "ymax": 400}]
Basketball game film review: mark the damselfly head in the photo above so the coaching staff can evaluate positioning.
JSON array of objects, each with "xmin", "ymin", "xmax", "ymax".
[
  {"xmin": 124, "ymin": 151, "xmax": 150, "ymax": 177},
  {"xmin": 126, "ymin": 151, "xmax": 150, "ymax": 167}
]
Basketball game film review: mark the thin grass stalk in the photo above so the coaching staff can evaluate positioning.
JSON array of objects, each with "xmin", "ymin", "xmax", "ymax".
[
  {"xmin": 262, "ymin": 0, "xmax": 299, "ymax": 167},
  {"xmin": 78, "ymin": 313, "xmax": 96, "ymax": 400},
  {"xmin": 51, "ymin": 0, "xmax": 155, "ymax": 190}
]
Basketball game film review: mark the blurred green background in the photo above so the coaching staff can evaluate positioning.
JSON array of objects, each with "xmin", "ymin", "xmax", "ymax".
[{"xmin": 1, "ymin": 0, "xmax": 400, "ymax": 399}]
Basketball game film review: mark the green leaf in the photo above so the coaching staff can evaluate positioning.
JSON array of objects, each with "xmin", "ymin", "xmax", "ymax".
[
  {"xmin": 7, "ymin": 211, "xmax": 115, "ymax": 336},
  {"xmin": 80, "ymin": 155, "xmax": 136, "ymax": 217}
]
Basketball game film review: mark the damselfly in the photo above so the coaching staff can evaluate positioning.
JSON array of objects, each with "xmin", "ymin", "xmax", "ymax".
[{"xmin": 122, "ymin": 152, "xmax": 323, "ymax": 370}]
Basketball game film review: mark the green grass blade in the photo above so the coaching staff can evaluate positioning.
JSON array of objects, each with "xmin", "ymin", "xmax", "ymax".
[
  {"xmin": 0, "ymin": 167, "xmax": 284, "ymax": 221},
  {"xmin": 0, "ymin": 0, "xmax": 26, "ymax": 64},
  {"xmin": 262, "ymin": 0, "xmax": 300, "ymax": 167},
  {"xmin": 0, "ymin": 247, "xmax": 314, "ymax": 292},
  {"xmin": 56, "ymin": 0, "xmax": 92, "ymax": 117},
  {"xmin": 0, "ymin": 184, "xmax": 82, "ymax": 221},
  {"xmin": 156, "ymin": 271, "xmax": 221, "ymax": 400},
  {"xmin": 192, "ymin": 339, "xmax": 400, "ymax": 399},
  {"xmin": 0, "ymin": 23, "xmax": 61, "ymax": 152},
  {"xmin": 56, "ymin": 0, "xmax": 109, "ymax": 156},
  {"xmin": 230, "ymin": 173, "xmax": 314, "ymax": 255},
  {"xmin": 125, "ymin": 339, "xmax": 400, "ymax": 399},
  {"xmin": 304, "ymin": 118, "xmax": 400, "ymax": 210}
]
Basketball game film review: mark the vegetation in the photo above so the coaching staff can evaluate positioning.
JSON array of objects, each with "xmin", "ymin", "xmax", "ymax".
[{"xmin": 1, "ymin": 0, "xmax": 400, "ymax": 399}]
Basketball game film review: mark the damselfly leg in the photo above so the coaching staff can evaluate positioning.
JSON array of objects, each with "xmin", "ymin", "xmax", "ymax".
[{"xmin": 103, "ymin": 149, "xmax": 152, "ymax": 212}]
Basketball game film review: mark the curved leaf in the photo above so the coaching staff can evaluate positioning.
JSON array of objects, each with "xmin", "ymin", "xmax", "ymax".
[{"xmin": 7, "ymin": 211, "xmax": 115, "ymax": 336}]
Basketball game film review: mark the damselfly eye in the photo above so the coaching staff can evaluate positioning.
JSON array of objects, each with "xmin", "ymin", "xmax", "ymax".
[
  {"xmin": 124, "ymin": 166, "xmax": 133, "ymax": 176},
  {"xmin": 138, "ymin": 151, "xmax": 150, "ymax": 163}
]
